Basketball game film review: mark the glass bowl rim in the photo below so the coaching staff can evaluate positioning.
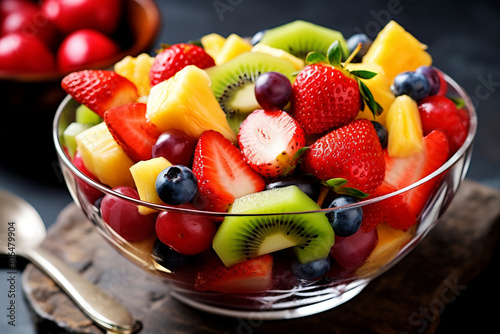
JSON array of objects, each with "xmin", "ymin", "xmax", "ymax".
[{"xmin": 52, "ymin": 70, "xmax": 478, "ymax": 218}]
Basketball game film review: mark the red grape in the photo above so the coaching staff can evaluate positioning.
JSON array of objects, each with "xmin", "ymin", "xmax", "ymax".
[
  {"xmin": 72, "ymin": 151, "xmax": 103, "ymax": 204},
  {"xmin": 330, "ymin": 227, "xmax": 378, "ymax": 270},
  {"xmin": 254, "ymin": 71, "xmax": 292, "ymax": 109},
  {"xmin": 152, "ymin": 129, "xmax": 197, "ymax": 166},
  {"xmin": 100, "ymin": 186, "xmax": 156, "ymax": 241},
  {"xmin": 155, "ymin": 203, "xmax": 217, "ymax": 255}
]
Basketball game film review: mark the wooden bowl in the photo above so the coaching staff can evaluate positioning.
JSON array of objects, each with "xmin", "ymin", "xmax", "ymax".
[{"xmin": 0, "ymin": 0, "xmax": 161, "ymax": 181}]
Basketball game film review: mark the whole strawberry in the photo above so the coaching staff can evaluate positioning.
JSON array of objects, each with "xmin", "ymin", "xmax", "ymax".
[
  {"xmin": 149, "ymin": 43, "xmax": 215, "ymax": 87},
  {"xmin": 301, "ymin": 118, "xmax": 385, "ymax": 195},
  {"xmin": 291, "ymin": 41, "xmax": 382, "ymax": 135}
]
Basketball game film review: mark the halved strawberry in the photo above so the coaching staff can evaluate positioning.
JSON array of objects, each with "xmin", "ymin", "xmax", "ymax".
[
  {"xmin": 301, "ymin": 119, "xmax": 385, "ymax": 195},
  {"xmin": 237, "ymin": 109, "xmax": 306, "ymax": 178},
  {"xmin": 192, "ymin": 130, "xmax": 265, "ymax": 212},
  {"xmin": 104, "ymin": 103, "xmax": 161, "ymax": 162},
  {"xmin": 149, "ymin": 43, "xmax": 216, "ymax": 87},
  {"xmin": 384, "ymin": 129, "xmax": 449, "ymax": 216},
  {"xmin": 61, "ymin": 70, "xmax": 138, "ymax": 118},
  {"xmin": 362, "ymin": 130, "xmax": 449, "ymax": 231},
  {"xmin": 194, "ymin": 252, "xmax": 273, "ymax": 293}
]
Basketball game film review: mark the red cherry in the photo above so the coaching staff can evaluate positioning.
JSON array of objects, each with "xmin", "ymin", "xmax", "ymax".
[
  {"xmin": 0, "ymin": 33, "xmax": 56, "ymax": 72},
  {"xmin": 155, "ymin": 203, "xmax": 217, "ymax": 255},
  {"xmin": 0, "ymin": 1, "xmax": 60, "ymax": 48},
  {"xmin": 57, "ymin": 29, "xmax": 119, "ymax": 72}
]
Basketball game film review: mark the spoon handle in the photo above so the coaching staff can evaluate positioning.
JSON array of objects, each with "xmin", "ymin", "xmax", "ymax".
[{"xmin": 24, "ymin": 246, "xmax": 138, "ymax": 333}]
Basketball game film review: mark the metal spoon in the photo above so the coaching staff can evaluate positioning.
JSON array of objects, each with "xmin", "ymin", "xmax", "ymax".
[{"xmin": 0, "ymin": 189, "xmax": 139, "ymax": 333}]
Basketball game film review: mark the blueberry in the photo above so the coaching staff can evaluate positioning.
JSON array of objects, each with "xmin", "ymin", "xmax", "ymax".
[
  {"xmin": 416, "ymin": 66, "xmax": 441, "ymax": 96},
  {"xmin": 371, "ymin": 121, "xmax": 388, "ymax": 149},
  {"xmin": 391, "ymin": 71, "xmax": 431, "ymax": 101},
  {"xmin": 155, "ymin": 165, "xmax": 198, "ymax": 205},
  {"xmin": 266, "ymin": 176, "xmax": 321, "ymax": 201},
  {"xmin": 152, "ymin": 239, "xmax": 186, "ymax": 272},
  {"xmin": 292, "ymin": 257, "xmax": 331, "ymax": 280},
  {"xmin": 346, "ymin": 33, "xmax": 372, "ymax": 62},
  {"xmin": 251, "ymin": 29, "xmax": 266, "ymax": 45},
  {"xmin": 326, "ymin": 196, "xmax": 363, "ymax": 237}
]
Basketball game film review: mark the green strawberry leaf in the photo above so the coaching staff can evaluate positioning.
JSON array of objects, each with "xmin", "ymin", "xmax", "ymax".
[
  {"xmin": 305, "ymin": 52, "xmax": 328, "ymax": 65},
  {"xmin": 322, "ymin": 178, "xmax": 369, "ymax": 199},
  {"xmin": 326, "ymin": 40, "xmax": 342, "ymax": 67},
  {"xmin": 349, "ymin": 70, "xmax": 378, "ymax": 79}
]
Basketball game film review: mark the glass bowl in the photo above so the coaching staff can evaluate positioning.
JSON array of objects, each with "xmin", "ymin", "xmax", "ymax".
[{"xmin": 53, "ymin": 72, "xmax": 477, "ymax": 320}]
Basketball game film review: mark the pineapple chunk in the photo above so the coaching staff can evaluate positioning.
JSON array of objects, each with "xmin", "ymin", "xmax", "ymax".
[
  {"xmin": 215, "ymin": 34, "xmax": 252, "ymax": 65},
  {"xmin": 355, "ymin": 223, "xmax": 413, "ymax": 277},
  {"xmin": 252, "ymin": 43, "xmax": 305, "ymax": 71},
  {"xmin": 385, "ymin": 95, "xmax": 424, "ymax": 157},
  {"xmin": 75, "ymin": 123, "xmax": 135, "ymax": 188},
  {"xmin": 346, "ymin": 63, "xmax": 395, "ymax": 126},
  {"xmin": 130, "ymin": 157, "xmax": 172, "ymax": 215},
  {"xmin": 146, "ymin": 65, "xmax": 237, "ymax": 143},
  {"xmin": 200, "ymin": 33, "xmax": 226, "ymax": 60},
  {"xmin": 114, "ymin": 53, "xmax": 154, "ymax": 97},
  {"xmin": 362, "ymin": 21, "xmax": 432, "ymax": 82}
]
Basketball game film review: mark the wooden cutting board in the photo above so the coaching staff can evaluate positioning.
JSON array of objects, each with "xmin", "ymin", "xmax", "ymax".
[{"xmin": 22, "ymin": 179, "xmax": 500, "ymax": 333}]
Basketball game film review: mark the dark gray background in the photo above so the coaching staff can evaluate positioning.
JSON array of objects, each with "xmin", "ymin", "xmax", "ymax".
[{"xmin": 1, "ymin": 0, "xmax": 499, "ymax": 332}]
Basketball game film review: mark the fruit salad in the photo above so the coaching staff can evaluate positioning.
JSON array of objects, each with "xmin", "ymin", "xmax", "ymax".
[{"xmin": 58, "ymin": 20, "xmax": 471, "ymax": 301}]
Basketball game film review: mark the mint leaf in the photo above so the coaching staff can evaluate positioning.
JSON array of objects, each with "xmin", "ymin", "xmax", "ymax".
[
  {"xmin": 358, "ymin": 79, "xmax": 383, "ymax": 117},
  {"xmin": 324, "ymin": 178, "xmax": 348, "ymax": 188},
  {"xmin": 322, "ymin": 178, "xmax": 369, "ymax": 199},
  {"xmin": 349, "ymin": 70, "xmax": 378, "ymax": 79},
  {"xmin": 334, "ymin": 187, "xmax": 369, "ymax": 199}
]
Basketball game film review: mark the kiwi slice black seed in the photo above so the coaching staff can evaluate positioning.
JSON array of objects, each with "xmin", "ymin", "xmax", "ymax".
[
  {"xmin": 212, "ymin": 186, "xmax": 335, "ymax": 267},
  {"xmin": 258, "ymin": 20, "xmax": 349, "ymax": 60},
  {"xmin": 205, "ymin": 52, "xmax": 296, "ymax": 132}
]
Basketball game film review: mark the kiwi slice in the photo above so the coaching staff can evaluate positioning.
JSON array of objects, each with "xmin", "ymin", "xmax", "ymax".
[
  {"xmin": 258, "ymin": 20, "xmax": 349, "ymax": 60},
  {"xmin": 206, "ymin": 51, "xmax": 296, "ymax": 132},
  {"xmin": 213, "ymin": 185, "xmax": 335, "ymax": 267}
]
